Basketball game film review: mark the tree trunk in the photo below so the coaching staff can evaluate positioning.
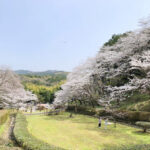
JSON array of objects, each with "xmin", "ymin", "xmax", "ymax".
[
  {"xmin": 91, "ymin": 101, "xmax": 95, "ymax": 108},
  {"xmin": 114, "ymin": 120, "xmax": 117, "ymax": 128},
  {"xmin": 79, "ymin": 100, "xmax": 82, "ymax": 105},
  {"xmin": 69, "ymin": 113, "xmax": 73, "ymax": 118},
  {"xmin": 144, "ymin": 128, "xmax": 147, "ymax": 132},
  {"xmin": 75, "ymin": 101, "xmax": 77, "ymax": 113}
]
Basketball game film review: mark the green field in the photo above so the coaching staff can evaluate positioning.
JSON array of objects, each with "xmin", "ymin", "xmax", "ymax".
[
  {"xmin": 26, "ymin": 112, "xmax": 150, "ymax": 150},
  {"xmin": 0, "ymin": 122, "xmax": 6, "ymax": 136}
]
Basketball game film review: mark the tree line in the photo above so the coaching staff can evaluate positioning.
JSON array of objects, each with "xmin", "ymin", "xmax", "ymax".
[{"xmin": 24, "ymin": 81, "xmax": 65, "ymax": 104}]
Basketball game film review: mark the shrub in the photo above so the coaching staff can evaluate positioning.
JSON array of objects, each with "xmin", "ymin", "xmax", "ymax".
[
  {"xmin": 67, "ymin": 105, "xmax": 97, "ymax": 116},
  {"xmin": 14, "ymin": 113, "xmax": 65, "ymax": 150},
  {"xmin": 67, "ymin": 106, "xmax": 150, "ymax": 122},
  {"xmin": 136, "ymin": 121, "xmax": 150, "ymax": 132},
  {"xmin": 114, "ymin": 111, "xmax": 150, "ymax": 122},
  {"xmin": 138, "ymin": 112, "xmax": 150, "ymax": 121},
  {"xmin": 135, "ymin": 100, "xmax": 150, "ymax": 112},
  {"xmin": 126, "ymin": 111, "xmax": 140, "ymax": 121}
]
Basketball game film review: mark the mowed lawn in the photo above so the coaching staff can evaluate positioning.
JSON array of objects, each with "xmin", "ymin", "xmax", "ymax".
[
  {"xmin": 0, "ymin": 110, "xmax": 8, "ymax": 136},
  {"xmin": 26, "ymin": 112, "xmax": 150, "ymax": 150}
]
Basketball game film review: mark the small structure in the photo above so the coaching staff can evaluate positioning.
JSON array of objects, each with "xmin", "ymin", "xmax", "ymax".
[{"xmin": 36, "ymin": 103, "xmax": 50, "ymax": 111}]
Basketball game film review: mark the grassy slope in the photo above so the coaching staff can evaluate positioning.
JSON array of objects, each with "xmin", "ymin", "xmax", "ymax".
[
  {"xmin": 0, "ymin": 122, "xmax": 7, "ymax": 136},
  {"xmin": 111, "ymin": 92, "xmax": 150, "ymax": 112},
  {"xmin": 0, "ymin": 110, "xmax": 9, "ymax": 136},
  {"xmin": 0, "ymin": 119, "xmax": 9, "ymax": 150},
  {"xmin": 0, "ymin": 109, "xmax": 24, "ymax": 150},
  {"xmin": 14, "ymin": 113, "xmax": 62, "ymax": 150},
  {"xmin": 26, "ymin": 112, "xmax": 150, "ymax": 150},
  {"xmin": 0, "ymin": 113, "xmax": 22, "ymax": 150}
]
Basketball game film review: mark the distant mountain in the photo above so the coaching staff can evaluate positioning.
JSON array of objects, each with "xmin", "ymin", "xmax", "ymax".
[
  {"xmin": 16, "ymin": 70, "xmax": 68, "ymax": 86},
  {"xmin": 15, "ymin": 70, "xmax": 33, "ymax": 75},
  {"xmin": 15, "ymin": 70, "xmax": 68, "ymax": 76}
]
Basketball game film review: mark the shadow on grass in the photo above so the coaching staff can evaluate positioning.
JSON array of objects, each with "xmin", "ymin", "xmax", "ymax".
[
  {"xmin": 44, "ymin": 114, "xmax": 121, "ymax": 134},
  {"xmin": 45, "ymin": 115, "xmax": 69, "ymax": 121},
  {"xmin": 132, "ymin": 130, "xmax": 150, "ymax": 136},
  {"xmin": 103, "ymin": 144, "xmax": 150, "ymax": 150},
  {"xmin": 44, "ymin": 114, "xmax": 96, "ymax": 124},
  {"xmin": 43, "ymin": 113, "xmax": 150, "ymax": 138}
]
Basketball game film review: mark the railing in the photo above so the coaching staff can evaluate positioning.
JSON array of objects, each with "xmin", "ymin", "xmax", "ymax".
[{"xmin": 24, "ymin": 109, "xmax": 65, "ymax": 115}]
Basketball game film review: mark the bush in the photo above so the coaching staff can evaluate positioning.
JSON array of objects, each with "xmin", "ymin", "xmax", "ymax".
[
  {"xmin": 126, "ymin": 111, "xmax": 150, "ymax": 122},
  {"xmin": 14, "ymin": 113, "xmax": 65, "ymax": 150},
  {"xmin": 67, "ymin": 106, "xmax": 150, "ymax": 122},
  {"xmin": 110, "ymin": 110, "xmax": 150, "ymax": 122},
  {"xmin": 126, "ymin": 111, "xmax": 140, "ymax": 121},
  {"xmin": 135, "ymin": 100, "xmax": 150, "ymax": 112},
  {"xmin": 67, "ymin": 105, "xmax": 97, "ymax": 116},
  {"xmin": 136, "ymin": 121, "xmax": 150, "ymax": 132}
]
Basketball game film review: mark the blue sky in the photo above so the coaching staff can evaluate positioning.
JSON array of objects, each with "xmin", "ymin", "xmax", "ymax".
[{"xmin": 0, "ymin": 0, "xmax": 150, "ymax": 71}]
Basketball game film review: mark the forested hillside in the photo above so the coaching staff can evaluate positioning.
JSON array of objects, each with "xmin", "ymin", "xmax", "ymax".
[
  {"xmin": 24, "ymin": 81, "xmax": 65, "ymax": 103},
  {"xmin": 19, "ymin": 73, "xmax": 67, "ymax": 86},
  {"xmin": 15, "ymin": 70, "xmax": 68, "ymax": 76},
  {"xmin": 17, "ymin": 71, "xmax": 68, "ymax": 104}
]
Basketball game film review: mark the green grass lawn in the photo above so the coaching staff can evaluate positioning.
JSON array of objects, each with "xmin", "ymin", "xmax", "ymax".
[
  {"xmin": 23, "ymin": 110, "xmax": 47, "ymax": 114},
  {"xmin": 0, "ymin": 123, "xmax": 7, "ymax": 136},
  {"xmin": 26, "ymin": 112, "xmax": 150, "ymax": 150},
  {"xmin": 0, "ymin": 110, "xmax": 9, "ymax": 136}
]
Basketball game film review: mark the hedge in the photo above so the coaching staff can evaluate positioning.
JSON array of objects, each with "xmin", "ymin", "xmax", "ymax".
[
  {"xmin": 67, "ymin": 105, "xmax": 150, "ymax": 122},
  {"xmin": 136, "ymin": 121, "xmax": 150, "ymax": 132},
  {"xmin": 13, "ymin": 113, "xmax": 66, "ymax": 150},
  {"xmin": 67, "ymin": 105, "xmax": 98, "ymax": 116}
]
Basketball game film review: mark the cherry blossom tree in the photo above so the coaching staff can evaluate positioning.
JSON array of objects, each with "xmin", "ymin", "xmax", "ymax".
[
  {"xmin": 0, "ymin": 68, "xmax": 38, "ymax": 109},
  {"xmin": 53, "ymin": 17, "xmax": 150, "ymax": 109}
]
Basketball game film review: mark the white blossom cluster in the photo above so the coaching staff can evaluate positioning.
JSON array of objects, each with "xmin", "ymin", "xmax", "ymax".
[
  {"xmin": 53, "ymin": 18, "xmax": 150, "ymax": 108},
  {"xmin": 0, "ymin": 68, "xmax": 38, "ymax": 108}
]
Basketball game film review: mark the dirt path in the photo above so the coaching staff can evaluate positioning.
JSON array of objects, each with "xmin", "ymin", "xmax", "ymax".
[{"xmin": 0, "ymin": 115, "xmax": 22, "ymax": 150}]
